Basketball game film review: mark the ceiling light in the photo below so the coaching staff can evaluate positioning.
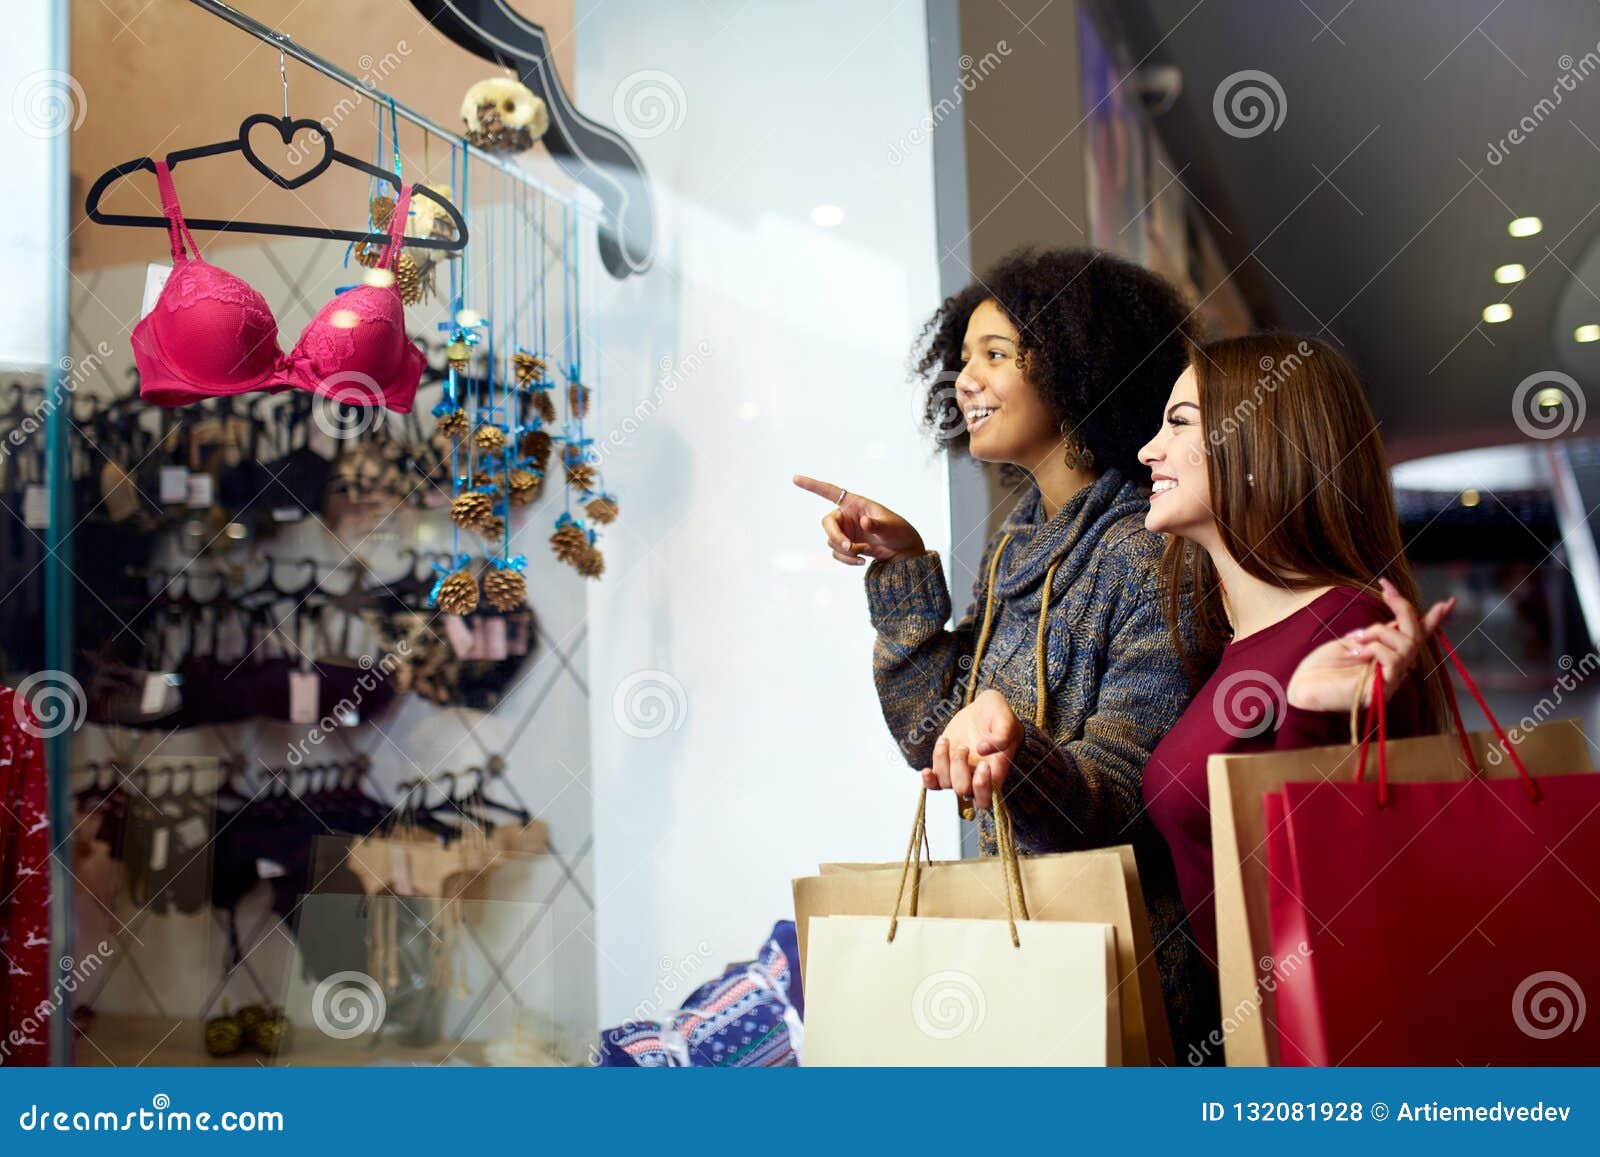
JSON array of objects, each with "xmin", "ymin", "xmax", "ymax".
[
  {"xmin": 810, "ymin": 204, "xmax": 845, "ymax": 227},
  {"xmin": 1493, "ymin": 263, "xmax": 1526, "ymax": 284},
  {"xmin": 1576, "ymin": 324, "xmax": 1600, "ymax": 343},
  {"xmin": 1508, "ymin": 216, "xmax": 1543, "ymax": 238},
  {"xmin": 1536, "ymin": 387, "xmax": 1566, "ymax": 409},
  {"xmin": 1482, "ymin": 303, "xmax": 1513, "ymax": 323},
  {"xmin": 1460, "ymin": 489, "xmax": 1480, "ymax": 507}
]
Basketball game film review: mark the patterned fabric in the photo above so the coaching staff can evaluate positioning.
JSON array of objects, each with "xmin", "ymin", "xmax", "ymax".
[
  {"xmin": 0, "ymin": 687, "xmax": 51, "ymax": 1066},
  {"xmin": 865, "ymin": 470, "xmax": 1220, "ymax": 1063},
  {"xmin": 594, "ymin": 921, "xmax": 803, "ymax": 1067}
]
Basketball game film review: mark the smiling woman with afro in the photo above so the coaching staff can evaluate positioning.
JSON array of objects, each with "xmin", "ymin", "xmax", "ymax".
[{"xmin": 794, "ymin": 245, "xmax": 1221, "ymax": 1064}]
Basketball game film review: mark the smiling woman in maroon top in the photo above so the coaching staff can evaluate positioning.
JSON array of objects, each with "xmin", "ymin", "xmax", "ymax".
[{"xmin": 1136, "ymin": 335, "xmax": 1457, "ymax": 984}]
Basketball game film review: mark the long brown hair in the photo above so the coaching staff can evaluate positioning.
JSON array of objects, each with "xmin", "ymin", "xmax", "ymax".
[{"xmin": 1161, "ymin": 333, "xmax": 1449, "ymax": 728}]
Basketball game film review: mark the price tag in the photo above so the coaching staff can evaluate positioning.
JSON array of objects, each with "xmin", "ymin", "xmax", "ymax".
[
  {"xmin": 141, "ymin": 263, "xmax": 172, "ymax": 319},
  {"xmin": 158, "ymin": 466, "xmax": 188, "ymax": 504},
  {"xmin": 289, "ymin": 670, "xmax": 320, "ymax": 724},
  {"xmin": 22, "ymin": 485, "xmax": 50, "ymax": 529},
  {"xmin": 186, "ymin": 472, "xmax": 214, "ymax": 508}
]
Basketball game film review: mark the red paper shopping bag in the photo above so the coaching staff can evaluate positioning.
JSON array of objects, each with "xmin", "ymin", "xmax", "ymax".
[{"xmin": 1266, "ymin": 638, "xmax": 1600, "ymax": 1066}]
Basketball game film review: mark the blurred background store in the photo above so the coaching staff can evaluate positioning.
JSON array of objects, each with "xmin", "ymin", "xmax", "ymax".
[{"xmin": 0, "ymin": 0, "xmax": 1596, "ymax": 1065}]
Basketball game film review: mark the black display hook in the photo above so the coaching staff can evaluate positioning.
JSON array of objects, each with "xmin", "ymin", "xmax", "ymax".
[{"xmin": 410, "ymin": 0, "xmax": 656, "ymax": 279}]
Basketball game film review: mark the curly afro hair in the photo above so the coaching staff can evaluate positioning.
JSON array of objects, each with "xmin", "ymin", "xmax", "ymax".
[{"xmin": 915, "ymin": 247, "xmax": 1195, "ymax": 483}]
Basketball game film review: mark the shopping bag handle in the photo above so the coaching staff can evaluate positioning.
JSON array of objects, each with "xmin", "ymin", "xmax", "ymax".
[
  {"xmin": 1351, "ymin": 629, "xmax": 1540, "ymax": 805},
  {"xmin": 888, "ymin": 786, "xmax": 1031, "ymax": 948}
]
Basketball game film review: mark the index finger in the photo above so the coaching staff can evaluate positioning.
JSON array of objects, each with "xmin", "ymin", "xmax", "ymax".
[
  {"xmin": 793, "ymin": 474, "xmax": 847, "ymax": 503},
  {"xmin": 1378, "ymin": 577, "xmax": 1422, "ymax": 639}
]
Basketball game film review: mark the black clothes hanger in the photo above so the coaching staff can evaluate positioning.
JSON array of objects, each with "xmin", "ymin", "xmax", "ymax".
[
  {"xmin": 410, "ymin": 0, "xmax": 654, "ymax": 278},
  {"xmin": 84, "ymin": 113, "xmax": 470, "ymax": 251}
]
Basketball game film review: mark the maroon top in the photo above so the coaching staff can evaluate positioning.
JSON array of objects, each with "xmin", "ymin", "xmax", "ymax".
[{"xmin": 1143, "ymin": 586, "xmax": 1426, "ymax": 965}]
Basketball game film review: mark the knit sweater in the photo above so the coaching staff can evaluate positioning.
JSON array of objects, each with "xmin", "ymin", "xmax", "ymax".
[{"xmin": 864, "ymin": 469, "xmax": 1219, "ymax": 1063}]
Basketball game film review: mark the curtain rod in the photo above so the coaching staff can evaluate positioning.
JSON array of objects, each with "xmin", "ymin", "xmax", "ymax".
[{"xmin": 187, "ymin": 0, "xmax": 596, "ymax": 216}]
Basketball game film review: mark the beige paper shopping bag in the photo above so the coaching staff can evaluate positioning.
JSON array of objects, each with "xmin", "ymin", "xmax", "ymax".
[
  {"xmin": 804, "ymin": 914, "xmax": 1120, "ymax": 1066},
  {"xmin": 1208, "ymin": 717, "xmax": 1592, "ymax": 1067},
  {"xmin": 795, "ymin": 788, "xmax": 1172, "ymax": 1065}
]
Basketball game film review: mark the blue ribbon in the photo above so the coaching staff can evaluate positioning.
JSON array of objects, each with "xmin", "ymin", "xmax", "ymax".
[{"xmin": 426, "ymin": 554, "xmax": 473, "ymax": 606}]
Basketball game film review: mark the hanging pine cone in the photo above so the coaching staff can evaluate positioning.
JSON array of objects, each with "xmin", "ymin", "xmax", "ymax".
[
  {"xmin": 473, "ymin": 424, "xmax": 507, "ymax": 453},
  {"xmin": 476, "ymin": 514, "xmax": 505, "ymax": 541},
  {"xmin": 532, "ymin": 389, "xmax": 557, "ymax": 425},
  {"xmin": 586, "ymin": 495, "xmax": 619, "ymax": 524},
  {"xmin": 447, "ymin": 339, "xmax": 472, "ymax": 375},
  {"xmin": 435, "ymin": 569, "xmax": 480, "ymax": 614},
  {"xmin": 565, "ymin": 461, "xmax": 597, "ymax": 493},
  {"xmin": 435, "ymin": 409, "xmax": 468, "ymax": 438},
  {"xmin": 568, "ymin": 382, "xmax": 591, "ymax": 418},
  {"xmin": 451, "ymin": 490, "xmax": 494, "ymax": 530},
  {"xmin": 575, "ymin": 546, "xmax": 606, "ymax": 579},
  {"xmin": 513, "ymin": 351, "xmax": 546, "ymax": 386},
  {"xmin": 507, "ymin": 468, "xmax": 541, "ymax": 507},
  {"xmin": 482, "ymin": 567, "xmax": 527, "ymax": 611},
  {"xmin": 394, "ymin": 251, "xmax": 422, "ymax": 305},
  {"xmin": 520, "ymin": 428, "xmax": 552, "ymax": 469},
  {"xmin": 353, "ymin": 243, "xmax": 381, "ymax": 269},
  {"xmin": 370, "ymin": 195, "xmax": 396, "ymax": 229},
  {"xmin": 550, "ymin": 522, "xmax": 589, "ymax": 566}
]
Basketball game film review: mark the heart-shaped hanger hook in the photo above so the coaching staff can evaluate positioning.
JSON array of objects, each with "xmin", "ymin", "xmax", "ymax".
[{"xmin": 239, "ymin": 113, "xmax": 335, "ymax": 190}]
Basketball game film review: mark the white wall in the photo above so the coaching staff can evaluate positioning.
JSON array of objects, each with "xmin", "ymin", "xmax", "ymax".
[
  {"xmin": 0, "ymin": 0, "xmax": 59, "ymax": 368},
  {"xmin": 576, "ymin": 1, "xmax": 954, "ymax": 1023}
]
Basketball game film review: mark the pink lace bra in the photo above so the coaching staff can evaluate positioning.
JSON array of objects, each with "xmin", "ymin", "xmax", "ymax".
[{"xmin": 131, "ymin": 160, "xmax": 424, "ymax": 412}]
